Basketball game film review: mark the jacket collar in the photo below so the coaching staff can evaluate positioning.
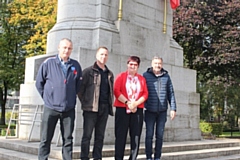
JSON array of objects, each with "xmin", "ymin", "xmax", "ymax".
[
  {"xmin": 147, "ymin": 67, "xmax": 167, "ymax": 76},
  {"xmin": 92, "ymin": 61, "xmax": 109, "ymax": 72}
]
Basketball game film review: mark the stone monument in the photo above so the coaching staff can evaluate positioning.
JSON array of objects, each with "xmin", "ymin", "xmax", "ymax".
[{"xmin": 19, "ymin": 0, "xmax": 201, "ymax": 145}]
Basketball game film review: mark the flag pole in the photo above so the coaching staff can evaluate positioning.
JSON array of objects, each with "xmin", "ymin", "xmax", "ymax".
[
  {"xmin": 163, "ymin": 0, "xmax": 167, "ymax": 33},
  {"xmin": 118, "ymin": 0, "xmax": 123, "ymax": 20}
]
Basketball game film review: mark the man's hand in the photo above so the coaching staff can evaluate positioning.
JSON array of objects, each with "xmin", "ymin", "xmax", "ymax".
[{"xmin": 170, "ymin": 110, "xmax": 176, "ymax": 120}]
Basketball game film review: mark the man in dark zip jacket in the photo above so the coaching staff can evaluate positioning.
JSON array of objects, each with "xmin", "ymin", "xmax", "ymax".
[
  {"xmin": 143, "ymin": 56, "xmax": 176, "ymax": 160},
  {"xmin": 78, "ymin": 46, "xmax": 114, "ymax": 160},
  {"xmin": 36, "ymin": 38, "xmax": 82, "ymax": 160}
]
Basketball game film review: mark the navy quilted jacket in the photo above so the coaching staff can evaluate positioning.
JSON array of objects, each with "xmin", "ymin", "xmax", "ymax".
[{"xmin": 143, "ymin": 67, "xmax": 176, "ymax": 112}]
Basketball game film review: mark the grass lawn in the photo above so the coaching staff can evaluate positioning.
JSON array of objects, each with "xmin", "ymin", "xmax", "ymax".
[{"xmin": 220, "ymin": 131, "xmax": 240, "ymax": 137}]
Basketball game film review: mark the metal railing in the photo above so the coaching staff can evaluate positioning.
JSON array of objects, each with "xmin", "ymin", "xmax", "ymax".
[
  {"xmin": 6, "ymin": 104, "xmax": 43, "ymax": 142},
  {"xmin": 6, "ymin": 103, "xmax": 61, "ymax": 146}
]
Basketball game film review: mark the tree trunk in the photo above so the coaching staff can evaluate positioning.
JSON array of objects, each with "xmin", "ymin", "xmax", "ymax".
[{"xmin": 0, "ymin": 82, "xmax": 7, "ymax": 125}]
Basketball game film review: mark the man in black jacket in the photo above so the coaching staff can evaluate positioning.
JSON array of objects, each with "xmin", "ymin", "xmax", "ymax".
[{"xmin": 78, "ymin": 46, "xmax": 114, "ymax": 160}]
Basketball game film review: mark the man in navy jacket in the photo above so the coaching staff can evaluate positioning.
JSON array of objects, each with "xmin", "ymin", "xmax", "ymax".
[
  {"xmin": 36, "ymin": 38, "xmax": 82, "ymax": 160},
  {"xmin": 143, "ymin": 56, "xmax": 176, "ymax": 160}
]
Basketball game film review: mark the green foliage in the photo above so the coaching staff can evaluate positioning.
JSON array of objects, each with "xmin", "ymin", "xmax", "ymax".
[
  {"xmin": 0, "ymin": 124, "xmax": 15, "ymax": 129},
  {"xmin": 0, "ymin": 128, "xmax": 15, "ymax": 136},
  {"xmin": 222, "ymin": 121, "xmax": 229, "ymax": 131},
  {"xmin": 0, "ymin": 0, "xmax": 27, "ymax": 124},
  {"xmin": 5, "ymin": 111, "xmax": 18, "ymax": 124},
  {"xmin": 211, "ymin": 123, "xmax": 223, "ymax": 137},
  {"xmin": 173, "ymin": 0, "xmax": 240, "ymax": 85},
  {"xmin": 9, "ymin": 0, "xmax": 57, "ymax": 56},
  {"xmin": 173, "ymin": 0, "xmax": 240, "ymax": 121},
  {"xmin": 199, "ymin": 121, "xmax": 223, "ymax": 137},
  {"xmin": 0, "ymin": 123, "xmax": 16, "ymax": 136},
  {"xmin": 0, "ymin": 111, "xmax": 16, "ymax": 136},
  {"xmin": 199, "ymin": 121, "xmax": 213, "ymax": 133},
  {"xmin": 0, "ymin": 0, "xmax": 57, "ymax": 124},
  {"xmin": 197, "ymin": 80, "xmax": 240, "ymax": 121}
]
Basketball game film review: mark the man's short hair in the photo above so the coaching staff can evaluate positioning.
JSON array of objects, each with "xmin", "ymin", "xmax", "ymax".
[
  {"xmin": 60, "ymin": 38, "xmax": 72, "ymax": 43},
  {"xmin": 152, "ymin": 56, "xmax": 163, "ymax": 61},
  {"xmin": 97, "ymin": 46, "xmax": 108, "ymax": 52}
]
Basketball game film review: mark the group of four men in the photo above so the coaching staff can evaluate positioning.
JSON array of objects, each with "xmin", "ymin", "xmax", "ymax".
[{"xmin": 35, "ymin": 38, "xmax": 177, "ymax": 160}]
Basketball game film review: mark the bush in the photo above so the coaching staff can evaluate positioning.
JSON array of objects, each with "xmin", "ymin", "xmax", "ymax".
[
  {"xmin": 211, "ymin": 123, "xmax": 223, "ymax": 137},
  {"xmin": 222, "ymin": 121, "xmax": 229, "ymax": 130},
  {"xmin": 0, "ymin": 128, "xmax": 15, "ymax": 136},
  {"xmin": 199, "ymin": 121, "xmax": 223, "ymax": 137},
  {"xmin": 0, "ymin": 124, "xmax": 15, "ymax": 129},
  {"xmin": 5, "ymin": 111, "xmax": 18, "ymax": 124},
  {"xmin": 199, "ymin": 121, "xmax": 213, "ymax": 133}
]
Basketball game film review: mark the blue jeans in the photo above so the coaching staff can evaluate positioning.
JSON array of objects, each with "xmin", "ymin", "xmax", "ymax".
[
  {"xmin": 80, "ymin": 104, "xmax": 109, "ymax": 160},
  {"xmin": 144, "ymin": 110, "xmax": 167, "ymax": 159},
  {"xmin": 38, "ymin": 106, "xmax": 75, "ymax": 160}
]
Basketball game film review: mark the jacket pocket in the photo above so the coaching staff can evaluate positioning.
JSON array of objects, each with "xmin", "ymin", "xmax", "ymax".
[{"xmin": 52, "ymin": 86, "xmax": 65, "ymax": 106}]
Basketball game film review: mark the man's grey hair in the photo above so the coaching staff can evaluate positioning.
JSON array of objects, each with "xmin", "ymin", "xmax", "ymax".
[
  {"xmin": 60, "ymin": 38, "xmax": 72, "ymax": 43},
  {"xmin": 152, "ymin": 56, "xmax": 163, "ymax": 61}
]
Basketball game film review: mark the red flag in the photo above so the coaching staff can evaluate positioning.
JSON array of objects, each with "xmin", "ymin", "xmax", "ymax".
[{"xmin": 170, "ymin": 0, "xmax": 180, "ymax": 9}]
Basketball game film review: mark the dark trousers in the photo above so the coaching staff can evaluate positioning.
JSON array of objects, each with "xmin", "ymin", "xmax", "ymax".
[
  {"xmin": 144, "ymin": 110, "xmax": 167, "ymax": 159},
  {"xmin": 114, "ymin": 107, "xmax": 143, "ymax": 160},
  {"xmin": 38, "ymin": 106, "xmax": 75, "ymax": 160},
  {"xmin": 80, "ymin": 104, "xmax": 109, "ymax": 160}
]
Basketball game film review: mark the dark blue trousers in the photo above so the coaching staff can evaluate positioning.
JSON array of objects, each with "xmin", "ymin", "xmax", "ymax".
[{"xmin": 144, "ymin": 110, "xmax": 167, "ymax": 159}]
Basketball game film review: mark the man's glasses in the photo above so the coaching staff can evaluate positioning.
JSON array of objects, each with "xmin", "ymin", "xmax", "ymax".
[{"xmin": 129, "ymin": 63, "xmax": 138, "ymax": 66}]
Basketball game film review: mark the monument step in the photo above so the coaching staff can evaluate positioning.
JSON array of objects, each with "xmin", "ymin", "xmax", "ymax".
[
  {"xmin": 0, "ymin": 147, "xmax": 58, "ymax": 160},
  {"xmin": 103, "ymin": 147, "xmax": 240, "ymax": 160},
  {"xmin": 160, "ymin": 146, "xmax": 240, "ymax": 160},
  {"xmin": 0, "ymin": 137, "xmax": 240, "ymax": 160},
  {"xmin": 195, "ymin": 154, "xmax": 240, "ymax": 160},
  {"xmin": 103, "ymin": 153, "xmax": 240, "ymax": 160}
]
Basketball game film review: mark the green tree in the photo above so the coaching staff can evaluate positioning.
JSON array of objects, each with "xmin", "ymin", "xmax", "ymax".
[
  {"xmin": 173, "ymin": 0, "xmax": 240, "ymax": 84},
  {"xmin": 0, "ymin": 0, "xmax": 26, "ymax": 124},
  {"xmin": 9, "ymin": 0, "xmax": 57, "ymax": 56},
  {"xmin": 173, "ymin": 0, "xmax": 240, "ymax": 120},
  {"xmin": 0, "ymin": 0, "xmax": 57, "ymax": 125}
]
